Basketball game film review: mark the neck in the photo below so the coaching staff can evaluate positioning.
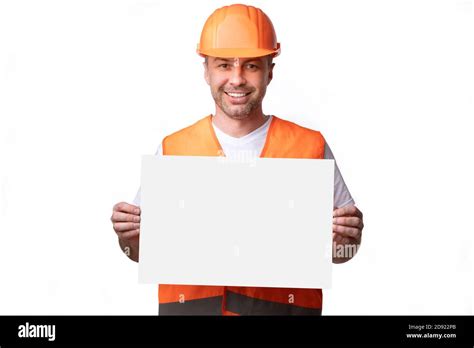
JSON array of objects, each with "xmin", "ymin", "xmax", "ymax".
[{"xmin": 212, "ymin": 108, "xmax": 269, "ymax": 138}]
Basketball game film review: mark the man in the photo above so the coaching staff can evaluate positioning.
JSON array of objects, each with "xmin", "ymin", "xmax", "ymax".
[{"xmin": 111, "ymin": 4, "xmax": 364, "ymax": 315}]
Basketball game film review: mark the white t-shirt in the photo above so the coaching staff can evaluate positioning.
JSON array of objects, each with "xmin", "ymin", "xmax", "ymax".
[{"xmin": 134, "ymin": 116, "xmax": 354, "ymax": 208}]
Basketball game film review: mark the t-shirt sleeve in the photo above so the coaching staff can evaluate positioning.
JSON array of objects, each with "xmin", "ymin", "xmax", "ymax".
[
  {"xmin": 324, "ymin": 142, "xmax": 355, "ymax": 208},
  {"xmin": 132, "ymin": 142, "xmax": 163, "ymax": 207}
]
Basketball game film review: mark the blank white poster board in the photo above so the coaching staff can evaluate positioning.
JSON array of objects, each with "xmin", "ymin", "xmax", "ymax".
[{"xmin": 139, "ymin": 155, "xmax": 334, "ymax": 289}]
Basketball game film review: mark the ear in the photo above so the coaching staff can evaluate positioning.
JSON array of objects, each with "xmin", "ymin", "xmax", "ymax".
[
  {"xmin": 203, "ymin": 61, "xmax": 210, "ymax": 85},
  {"xmin": 267, "ymin": 63, "xmax": 275, "ymax": 85}
]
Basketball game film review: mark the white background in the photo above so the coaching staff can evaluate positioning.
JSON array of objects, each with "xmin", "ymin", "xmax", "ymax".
[{"xmin": 0, "ymin": 0, "xmax": 473, "ymax": 315}]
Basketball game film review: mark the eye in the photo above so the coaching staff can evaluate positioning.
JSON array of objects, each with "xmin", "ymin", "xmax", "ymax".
[
  {"xmin": 218, "ymin": 63, "xmax": 229, "ymax": 69},
  {"xmin": 245, "ymin": 64, "xmax": 259, "ymax": 71}
]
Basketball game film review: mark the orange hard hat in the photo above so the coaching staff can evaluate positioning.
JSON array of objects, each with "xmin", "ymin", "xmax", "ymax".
[{"xmin": 197, "ymin": 4, "xmax": 280, "ymax": 58}]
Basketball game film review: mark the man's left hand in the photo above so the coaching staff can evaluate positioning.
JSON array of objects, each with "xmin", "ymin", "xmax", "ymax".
[{"xmin": 332, "ymin": 205, "xmax": 364, "ymax": 263}]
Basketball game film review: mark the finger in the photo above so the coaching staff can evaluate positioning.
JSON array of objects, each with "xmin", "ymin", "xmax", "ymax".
[
  {"xmin": 333, "ymin": 233, "xmax": 343, "ymax": 243},
  {"xmin": 333, "ymin": 205, "xmax": 362, "ymax": 218},
  {"xmin": 333, "ymin": 216, "xmax": 363, "ymax": 229},
  {"xmin": 333, "ymin": 233, "xmax": 355, "ymax": 245},
  {"xmin": 114, "ymin": 202, "xmax": 140, "ymax": 215},
  {"xmin": 111, "ymin": 211, "xmax": 141, "ymax": 223},
  {"xmin": 119, "ymin": 229, "xmax": 140, "ymax": 240},
  {"xmin": 340, "ymin": 236, "xmax": 352, "ymax": 244},
  {"xmin": 333, "ymin": 224, "xmax": 361, "ymax": 239},
  {"xmin": 113, "ymin": 222, "xmax": 140, "ymax": 233}
]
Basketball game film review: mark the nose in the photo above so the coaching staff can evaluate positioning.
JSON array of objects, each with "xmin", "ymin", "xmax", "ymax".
[{"xmin": 229, "ymin": 66, "xmax": 246, "ymax": 87}]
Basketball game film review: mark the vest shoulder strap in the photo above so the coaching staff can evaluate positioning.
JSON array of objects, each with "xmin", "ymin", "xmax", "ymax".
[
  {"xmin": 163, "ymin": 115, "xmax": 221, "ymax": 156},
  {"xmin": 261, "ymin": 116, "xmax": 325, "ymax": 159}
]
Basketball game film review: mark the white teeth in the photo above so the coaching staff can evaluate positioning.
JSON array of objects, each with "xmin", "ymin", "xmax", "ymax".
[{"xmin": 227, "ymin": 92, "xmax": 247, "ymax": 98}]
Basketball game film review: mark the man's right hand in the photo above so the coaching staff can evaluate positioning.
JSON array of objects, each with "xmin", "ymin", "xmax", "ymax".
[{"xmin": 111, "ymin": 202, "xmax": 141, "ymax": 261}]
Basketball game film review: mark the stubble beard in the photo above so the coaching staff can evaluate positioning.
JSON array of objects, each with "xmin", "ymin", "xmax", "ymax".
[{"xmin": 212, "ymin": 86, "xmax": 265, "ymax": 120}]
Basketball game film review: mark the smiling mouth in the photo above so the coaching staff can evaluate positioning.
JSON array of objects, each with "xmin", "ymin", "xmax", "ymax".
[{"xmin": 225, "ymin": 91, "xmax": 252, "ymax": 98}]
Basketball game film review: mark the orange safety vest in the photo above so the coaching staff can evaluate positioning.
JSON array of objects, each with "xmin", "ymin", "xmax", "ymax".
[{"xmin": 159, "ymin": 115, "xmax": 326, "ymax": 315}]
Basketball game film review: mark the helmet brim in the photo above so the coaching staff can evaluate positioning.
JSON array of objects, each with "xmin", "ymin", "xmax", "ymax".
[{"xmin": 197, "ymin": 46, "xmax": 280, "ymax": 58}]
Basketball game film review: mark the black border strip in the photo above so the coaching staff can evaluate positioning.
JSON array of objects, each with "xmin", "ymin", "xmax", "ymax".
[{"xmin": 0, "ymin": 315, "xmax": 472, "ymax": 346}]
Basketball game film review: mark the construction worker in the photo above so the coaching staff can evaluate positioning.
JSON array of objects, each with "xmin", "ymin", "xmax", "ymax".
[{"xmin": 111, "ymin": 4, "xmax": 364, "ymax": 315}]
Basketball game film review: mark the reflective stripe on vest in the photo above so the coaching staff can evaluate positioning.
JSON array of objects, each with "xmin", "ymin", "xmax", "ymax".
[{"xmin": 159, "ymin": 115, "xmax": 325, "ymax": 315}]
